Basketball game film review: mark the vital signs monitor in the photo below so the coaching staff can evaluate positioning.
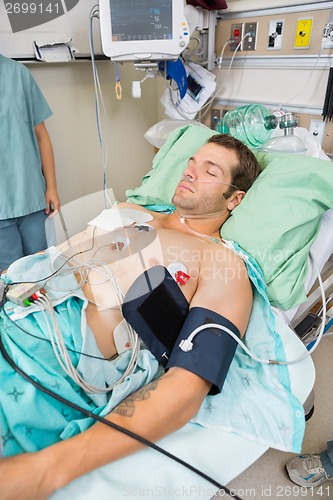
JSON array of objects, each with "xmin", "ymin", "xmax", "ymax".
[{"xmin": 99, "ymin": 0, "xmax": 190, "ymax": 62}]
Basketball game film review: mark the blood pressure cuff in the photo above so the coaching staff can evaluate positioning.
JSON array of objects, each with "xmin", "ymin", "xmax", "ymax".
[
  {"xmin": 122, "ymin": 266, "xmax": 189, "ymax": 365},
  {"xmin": 166, "ymin": 307, "xmax": 240, "ymax": 395}
]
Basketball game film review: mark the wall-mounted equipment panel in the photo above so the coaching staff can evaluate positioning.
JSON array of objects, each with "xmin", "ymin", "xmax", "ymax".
[
  {"xmin": 210, "ymin": 108, "xmax": 221, "ymax": 130},
  {"xmin": 268, "ymin": 20, "xmax": 284, "ymax": 50},
  {"xmin": 243, "ymin": 22, "xmax": 258, "ymax": 51},
  {"xmin": 216, "ymin": 8, "xmax": 331, "ymax": 58},
  {"xmin": 309, "ymin": 119, "xmax": 325, "ymax": 145},
  {"xmin": 230, "ymin": 23, "xmax": 243, "ymax": 51},
  {"xmin": 294, "ymin": 18, "xmax": 313, "ymax": 49},
  {"xmin": 323, "ymin": 23, "xmax": 333, "ymax": 49}
]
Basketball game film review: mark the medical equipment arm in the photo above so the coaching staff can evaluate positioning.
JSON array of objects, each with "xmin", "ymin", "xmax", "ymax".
[{"xmin": 0, "ymin": 368, "xmax": 211, "ymax": 499}]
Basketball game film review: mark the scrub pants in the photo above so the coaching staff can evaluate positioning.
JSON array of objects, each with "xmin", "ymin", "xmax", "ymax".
[
  {"xmin": 321, "ymin": 440, "xmax": 333, "ymax": 478},
  {"xmin": 0, "ymin": 210, "xmax": 47, "ymax": 272}
]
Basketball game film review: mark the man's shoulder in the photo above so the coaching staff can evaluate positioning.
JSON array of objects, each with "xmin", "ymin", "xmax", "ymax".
[
  {"xmin": 117, "ymin": 202, "xmax": 149, "ymax": 213},
  {"xmin": 209, "ymin": 239, "xmax": 247, "ymax": 267},
  {"xmin": 117, "ymin": 202, "xmax": 160, "ymax": 222}
]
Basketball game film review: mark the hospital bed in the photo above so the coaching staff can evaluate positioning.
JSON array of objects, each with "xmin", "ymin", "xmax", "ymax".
[{"xmin": 4, "ymin": 125, "xmax": 333, "ymax": 500}]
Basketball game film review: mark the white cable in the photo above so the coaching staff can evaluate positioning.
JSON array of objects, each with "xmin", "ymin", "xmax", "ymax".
[
  {"xmin": 182, "ymin": 36, "xmax": 204, "ymax": 65},
  {"xmin": 35, "ymin": 295, "xmax": 86, "ymax": 388},
  {"xmin": 45, "ymin": 265, "xmax": 87, "ymax": 295},
  {"xmin": 37, "ymin": 295, "xmax": 100, "ymax": 393},
  {"xmin": 199, "ymin": 33, "xmax": 250, "ymax": 121},
  {"xmin": 47, "ymin": 233, "xmax": 127, "ymax": 309},
  {"xmin": 68, "ymin": 255, "xmax": 141, "ymax": 372},
  {"xmin": 36, "ymin": 297, "xmax": 72, "ymax": 375},
  {"xmin": 281, "ymin": 49, "xmax": 324, "ymax": 107},
  {"xmin": 167, "ymin": 81, "xmax": 199, "ymax": 121},
  {"xmin": 180, "ymin": 252, "xmax": 326, "ymax": 366},
  {"xmin": 57, "ymin": 254, "xmax": 141, "ymax": 375},
  {"xmin": 217, "ymin": 40, "xmax": 232, "ymax": 69},
  {"xmin": 34, "ymin": 293, "xmax": 139, "ymax": 393},
  {"xmin": 89, "ymin": 6, "xmax": 113, "ymax": 209},
  {"xmin": 199, "ymin": 40, "xmax": 231, "ymax": 121}
]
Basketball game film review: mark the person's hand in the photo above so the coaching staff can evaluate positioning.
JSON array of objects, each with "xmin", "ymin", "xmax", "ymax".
[
  {"xmin": 45, "ymin": 188, "xmax": 60, "ymax": 217},
  {"xmin": 0, "ymin": 451, "xmax": 55, "ymax": 500}
]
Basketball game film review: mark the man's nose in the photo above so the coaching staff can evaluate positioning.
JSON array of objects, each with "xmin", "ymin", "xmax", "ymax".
[
  {"xmin": 183, "ymin": 163, "xmax": 197, "ymax": 182},
  {"xmin": 182, "ymin": 173, "xmax": 195, "ymax": 183}
]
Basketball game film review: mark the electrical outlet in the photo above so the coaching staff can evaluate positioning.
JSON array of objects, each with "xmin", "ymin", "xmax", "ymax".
[
  {"xmin": 210, "ymin": 109, "xmax": 221, "ymax": 130},
  {"xmin": 268, "ymin": 20, "xmax": 284, "ymax": 50},
  {"xmin": 309, "ymin": 119, "xmax": 325, "ymax": 145},
  {"xmin": 322, "ymin": 23, "xmax": 333, "ymax": 49},
  {"xmin": 230, "ymin": 23, "xmax": 243, "ymax": 52},
  {"xmin": 294, "ymin": 18, "xmax": 313, "ymax": 49},
  {"xmin": 243, "ymin": 22, "xmax": 258, "ymax": 51}
]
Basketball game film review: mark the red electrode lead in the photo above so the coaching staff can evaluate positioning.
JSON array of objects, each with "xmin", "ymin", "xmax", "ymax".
[{"xmin": 175, "ymin": 271, "xmax": 190, "ymax": 285}]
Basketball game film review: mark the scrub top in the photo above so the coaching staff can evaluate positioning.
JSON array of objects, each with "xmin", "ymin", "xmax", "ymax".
[{"xmin": 0, "ymin": 55, "xmax": 53, "ymax": 219}]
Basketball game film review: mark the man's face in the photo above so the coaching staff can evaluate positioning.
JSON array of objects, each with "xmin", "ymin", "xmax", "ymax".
[{"xmin": 172, "ymin": 143, "xmax": 239, "ymax": 215}]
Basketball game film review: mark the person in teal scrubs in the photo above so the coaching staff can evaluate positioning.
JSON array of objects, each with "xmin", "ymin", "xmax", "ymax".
[{"xmin": 0, "ymin": 54, "xmax": 60, "ymax": 272}]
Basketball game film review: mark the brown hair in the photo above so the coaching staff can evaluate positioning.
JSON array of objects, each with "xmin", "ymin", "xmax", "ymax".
[{"xmin": 207, "ymin": 134, "xmax": 261, "ymax": 197}]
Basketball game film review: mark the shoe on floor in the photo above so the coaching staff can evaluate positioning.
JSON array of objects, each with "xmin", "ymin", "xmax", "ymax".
[{"xmin": 286, "ymin": 453, "xmax": 331, "ymax": 487}]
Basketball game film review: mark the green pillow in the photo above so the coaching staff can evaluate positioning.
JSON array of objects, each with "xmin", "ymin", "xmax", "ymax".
[
  {"xmin": 126, "ymin": 124, "xmax": 216, "ymax": 206},
  {"xmin": 126, "ymin": 125, "xmax": 333, "ymax": 310},
  {"xmin": 223, "ymin": 151, "xmax": 333, "ymax": 310}
]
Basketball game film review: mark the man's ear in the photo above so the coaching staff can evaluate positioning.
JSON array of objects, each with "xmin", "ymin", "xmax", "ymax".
[{"xmin": 227, "ymin": 191, "xmax": 245, "ymax": 211}]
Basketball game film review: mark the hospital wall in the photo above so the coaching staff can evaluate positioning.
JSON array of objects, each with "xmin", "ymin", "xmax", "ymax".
[
  {"xmin": 208, "ymin": 1, "xmax": 333, "ymax": 153},
  {"xmin": 26, "ymin": 61, "xmax": 158, "ymax": 205},
  {"xmin": 24, "ymin": 0, "xmax": 333, "ymax": 210}
]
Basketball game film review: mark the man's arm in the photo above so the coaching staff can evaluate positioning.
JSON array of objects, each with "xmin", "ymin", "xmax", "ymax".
[
  {"xmin": 34, "ymin": 122, "xmax": 60, "ymax": 215},
  {"xmin": 0, "ymin": 237, "xmax": 252, "ymax": 499},
  {"xmin": 0, "ymin": 368, "xmax": 210, "ymax": 499}
]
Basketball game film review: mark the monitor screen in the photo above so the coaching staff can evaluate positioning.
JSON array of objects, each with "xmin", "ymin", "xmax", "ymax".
[
  {"xmin": 99, "ymin": 0, "xmax": 189, "ymax": 61},
  {"xmin": 111, "ymin": 1, "xmax": 173, "ymax": 42}
]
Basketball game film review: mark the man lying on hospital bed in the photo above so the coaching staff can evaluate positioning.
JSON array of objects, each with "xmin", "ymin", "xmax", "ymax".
[
  {"xmin": 0, "ymin": 134, "xmax": 262, "ymax": 497},
  {"xmin": 0, "ymin": 130, "xmax": 322, "ymax": 498}
]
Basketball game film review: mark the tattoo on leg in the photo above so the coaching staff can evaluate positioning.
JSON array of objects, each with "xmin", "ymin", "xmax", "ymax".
[{"xmin": 113, "ymin": 380, "xmax": 159, "ymax": 417}]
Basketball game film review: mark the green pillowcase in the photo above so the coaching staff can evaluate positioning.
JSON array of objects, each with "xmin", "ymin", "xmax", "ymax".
[
  {"xmin": 126, "ymin": 124, "xmax": 217, "ymax": 207},
  {"xmin": 223, "ymin": 151, "xmax": 333, "ymax": 310},
  {"xmin": 126, "ymin": 125, "xmax": 333, "ymax": 310}
]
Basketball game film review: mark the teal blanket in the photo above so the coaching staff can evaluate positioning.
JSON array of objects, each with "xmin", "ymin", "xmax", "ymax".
[
  {"xmin": 0, "ymin": 249, "xmax": 159, "ymax": 456},
  {"xmin": 0, "ymin": 246, "xmax": 305, "ymax": 456}
]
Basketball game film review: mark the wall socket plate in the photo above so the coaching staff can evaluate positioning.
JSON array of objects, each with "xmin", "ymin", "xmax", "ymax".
[
  {"xmin": 230, "ymin": 23, "xmax": 243, "ymax": 51},
  {"xmin": 294, "ymin": 18, "xmax": 313, "ymax": 49},
  {"xmin": 243, "ymin": 22, "xmax": 258, "ymax": 51},
  {"xmin": 309, "ymin": 119, "xmax": 325, "ymax": 145},
  {"xmin": 323, "ymin": 23, "xmax": 333, "ymax": 48},
  {"xmin": 323, "ymin": 37, "xmax": 333, "ymax": 49},
  {"xmin": 210, "ymin": 108, "xmax": 221, "ymax": 130},
  {"xmin": 268, "ymin": 20, "xmax": 284, "ymax": 50}
]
